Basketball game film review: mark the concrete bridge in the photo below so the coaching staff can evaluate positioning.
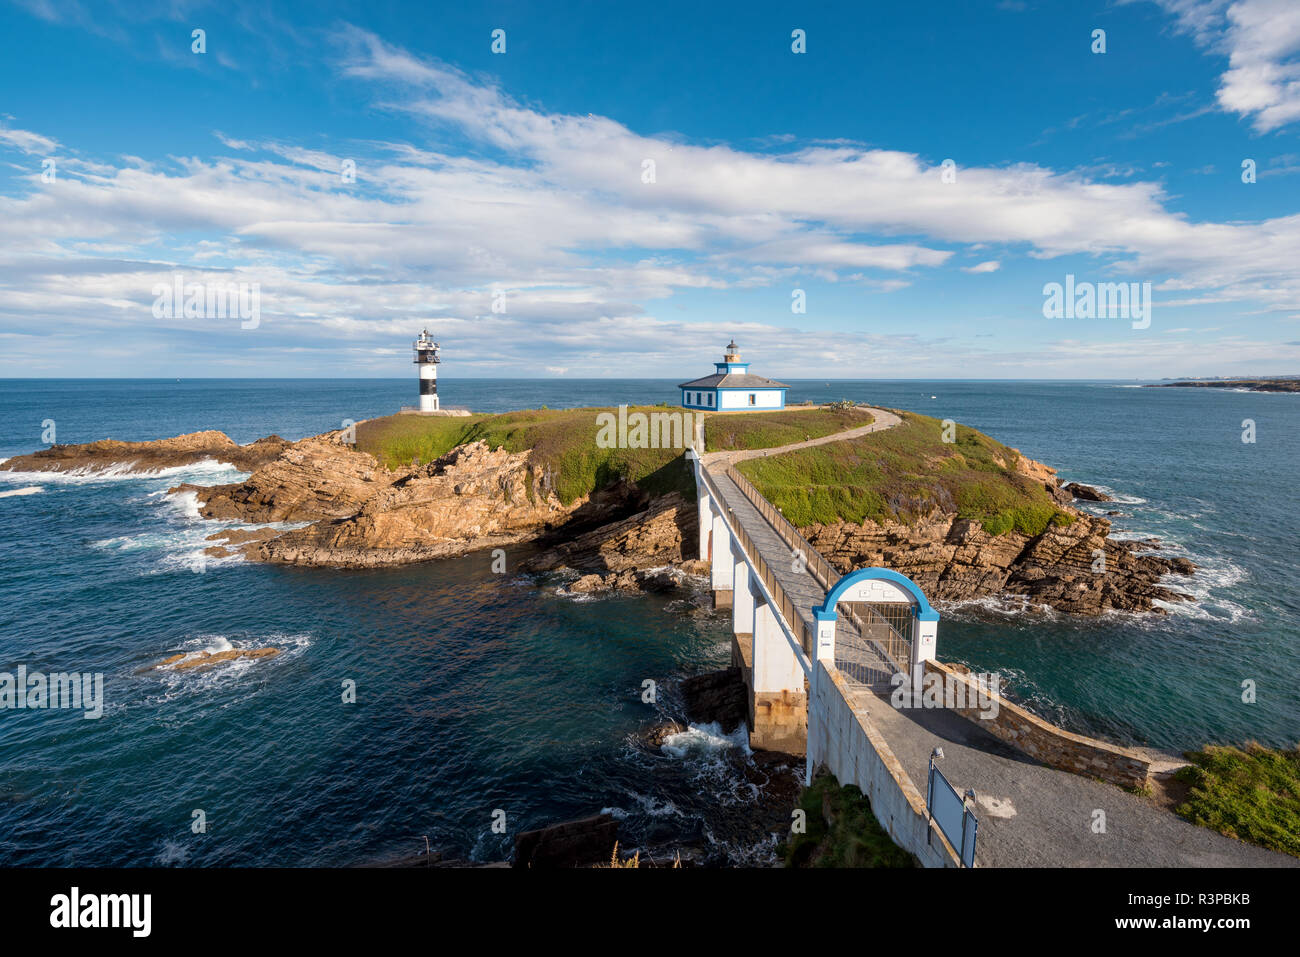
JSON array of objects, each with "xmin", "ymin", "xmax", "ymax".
[{"xmin": 685, "ymin": 424, "xmax": 1297, "ymax": 869}]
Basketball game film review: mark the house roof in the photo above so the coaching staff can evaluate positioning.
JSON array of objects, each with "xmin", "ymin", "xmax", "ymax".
[{"xmin": 678, "ymin": 372, "xmax": 789, "ymax": 389}]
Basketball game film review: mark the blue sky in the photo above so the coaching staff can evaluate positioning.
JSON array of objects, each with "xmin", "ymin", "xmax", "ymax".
[{"xmin": 1, "ymin": 0, "xmax": 1299, "ymax": 378}]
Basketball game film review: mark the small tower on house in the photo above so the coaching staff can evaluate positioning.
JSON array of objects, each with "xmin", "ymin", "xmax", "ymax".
[{"xmin": 413, "ymin": 329, "xmax": 440, "ymax": 412}]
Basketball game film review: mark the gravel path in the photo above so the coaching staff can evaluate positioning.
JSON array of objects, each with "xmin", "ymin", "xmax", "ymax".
[{"xmin": 700, "ymin": 406, "xmax": 901, "ymax": 466}]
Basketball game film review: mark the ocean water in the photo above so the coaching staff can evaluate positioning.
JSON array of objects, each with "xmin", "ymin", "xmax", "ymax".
[{"xmin": 0, "ymin": 378, "xmax": 1296, "ymax": 866}]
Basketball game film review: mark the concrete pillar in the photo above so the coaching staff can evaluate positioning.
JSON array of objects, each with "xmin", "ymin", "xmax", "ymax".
[
  {"xmin": 710, "ymin": 509, "xmax": 733, "ymax": 610},
  {"xmin": 805, "ymin": 661, "xmax": 826, "ymax": 785},
  {"xmin": 696, "ymin": 483, "xmax": 711, "ymax": 563},
  {"xmin": 813, "ymin": 615, "xmax": 836, "ymax": 663},
  {"xmin": 731, "ymin": 556, "xmax": 755, "ymax": 638},
  {"xmin": 750, "ymin": 600, "xmax": 807, "ymax": 754},
  {"xmin": 910, "ymin": 616, "xmax": 938, "ymax": 691}
]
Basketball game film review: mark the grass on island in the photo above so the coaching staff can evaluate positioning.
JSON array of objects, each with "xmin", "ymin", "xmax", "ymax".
[
  {"xmin": 779, "ymin": 773, "xmax": 916, "ymax": 868},
  {"xmin": 354, "ymin": 406, "xmax": 694, "ymax": 505},
  {"xmin": 702, "ymin": 406, "xmax": 873, "ymax": 452},
  {"xmin": 735, "ymin": 410, "xmax": 1073, "ymax": 536},
  {"xmin": 1173, "ymin": 742, "xmax": 1300, "ymax": 858}
]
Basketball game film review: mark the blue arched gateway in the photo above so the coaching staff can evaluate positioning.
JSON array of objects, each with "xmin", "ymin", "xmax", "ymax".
[{"xmin": 811, "ymin": 567, "xmax": 939, "ymax": 689}]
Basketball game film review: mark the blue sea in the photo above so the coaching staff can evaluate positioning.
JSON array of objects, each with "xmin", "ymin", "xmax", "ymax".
[{"xmin": 0, "ymin": 378, "xmax": 1296, "ymax": 866}]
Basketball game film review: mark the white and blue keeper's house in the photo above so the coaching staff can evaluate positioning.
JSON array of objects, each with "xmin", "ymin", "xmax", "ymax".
[{"xmin": 679, "ymin": 340, "xmax": 788, "ymax": 411}]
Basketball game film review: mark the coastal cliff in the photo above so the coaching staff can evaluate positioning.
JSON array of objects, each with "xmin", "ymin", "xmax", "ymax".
[
  {"xmin": 0, "ymin": 406, "xmax": 1194, "ymax": 614},
  {"xmin": 803, "ymin": 510, "xmax": 1193, "ymax": 614}
]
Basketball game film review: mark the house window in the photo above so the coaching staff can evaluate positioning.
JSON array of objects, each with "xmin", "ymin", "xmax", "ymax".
[
  {"xmin": 748, "ymin": 393, "xmax": 756, "ymax": 405},
  {"xmin": 707, "ymin": 393, "xmax": 713, "ymax": 406}
]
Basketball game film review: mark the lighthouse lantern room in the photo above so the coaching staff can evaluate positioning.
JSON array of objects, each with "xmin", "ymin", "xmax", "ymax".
[{"xmin": 413, "ymin": 329, "xmax": 441, "ymax": 412}]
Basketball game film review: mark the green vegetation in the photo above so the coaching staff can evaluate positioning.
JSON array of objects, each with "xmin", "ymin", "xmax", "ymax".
[
  {"xmin": 1173, "ymin": 743, "xmax": 1300, "ymax": 858},
  {"xmin": 703, "ymin": 406, "xmax": 872, "ymax": 452},
  {"xmin": 354, "ymin": 407, "xmax": 694, "ymax": 505},
  {"xmin": 735, "ymin": 411, "xmax": 1070, "ymax": 536},
  {"xmin": 779, "ymin": 773, "xmax": 916, "ymax": 868}
]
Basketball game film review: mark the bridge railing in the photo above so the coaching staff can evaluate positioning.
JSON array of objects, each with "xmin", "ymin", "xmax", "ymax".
[
  {"xmin": 721, "ymin": 465, "xmax": 838, "ymax": 586},
  {"xmin": 720, "ymin": 463, "xmax": 912, "ymax": 678},
  {"xmin": 695, "ymin": 463, "xmax": 815, "ymax": 657}
]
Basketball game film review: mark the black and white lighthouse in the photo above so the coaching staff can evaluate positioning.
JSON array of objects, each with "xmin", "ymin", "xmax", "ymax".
[{"xmin": 413, "ymin": 329, "xmax": 440, "ymax": 412}]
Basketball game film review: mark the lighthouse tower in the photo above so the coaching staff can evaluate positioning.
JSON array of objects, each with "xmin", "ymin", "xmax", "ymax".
[{"xmin": 413, "ymin": 329, "xmax": 441, "ymax": 412}]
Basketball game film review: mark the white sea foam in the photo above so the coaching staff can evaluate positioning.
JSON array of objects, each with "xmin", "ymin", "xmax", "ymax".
[
  {"xmin": 660, "ymin": 721, "xmax": 751, "ymax": 758},
  {"xmin": 0, "ymin": 485, "xmax": 43, "ymax": 498},
  {"xmin": 940, "ymin": 594, "xmax": 1060, "ymax": 621},
  {"xmin": 136, "ymin": 632, "xmax": 314, "ymax": 709},
  {"xmin": 164, "ymin": 488, "xmax": 204, "ymax": 521},
  {"xmin": 0, "ymin": 457, "xmax": 247, "ymax": 485},
  {"xmin": 627, "ymin": 792, "xmax": 683, "ymax": 818},
  {"xmin": 98, "ymin": 485, "xmax": 308, "ymax": 575}
]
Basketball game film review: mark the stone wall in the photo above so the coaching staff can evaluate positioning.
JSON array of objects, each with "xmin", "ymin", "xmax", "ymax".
[
  {"xmin": 808, "ymin": 661, "xmax": 960, "ymax": 868},
  {"xmin": 924, "ymin": 659, "xmax": 1151, "ymax": 790}
]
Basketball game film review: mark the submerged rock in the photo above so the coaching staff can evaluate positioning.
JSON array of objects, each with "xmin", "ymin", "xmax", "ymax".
[
  {"xmin": 145, "ymin": 647, "xmax": 281, "ymax": 672},
  {"xmin": 641, "ymin": 720, "xmax": 689, "ymax": 749}
]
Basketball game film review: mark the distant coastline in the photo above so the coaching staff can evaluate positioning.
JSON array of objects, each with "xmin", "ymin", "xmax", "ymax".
[{"xmin": 1146, "ymin": 377, "xmax": 1300, "ymax": 393}]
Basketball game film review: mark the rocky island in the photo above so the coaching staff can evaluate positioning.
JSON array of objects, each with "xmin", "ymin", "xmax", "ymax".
[
  {"xmin": 1146, "ymin": 377, "xmax": 1300, "ymax": 393},
  {"xmin": 0, "ymin": 404, "xmax": 1194, "ymax": 615}
]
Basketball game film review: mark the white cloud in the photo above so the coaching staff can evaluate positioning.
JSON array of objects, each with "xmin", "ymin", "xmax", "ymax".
[
  {"xmin": 1148, "ymin": 0, "xmax": 1300, "ymax": 132},
  {"xmin": 1, "ymin": 25, "xmax": 1299, "ymax": 378},
  {"xmin": 0, "ymin": 124, "xmax": 59, "ymax": 155}
]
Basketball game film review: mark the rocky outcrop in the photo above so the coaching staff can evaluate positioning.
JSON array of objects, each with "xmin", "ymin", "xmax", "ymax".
[
  {"xmin": 513, "ymin": 813, "xmax": 619, "ymax": 869},
  {"xmin": 521, "ymin": 493, "xmax": 706, "ymax": 593},
  {"xmin": 566, "ymin": 567, "xmax": 692, "ymax": 595},
  {"xmin": 1063, "ymin": 482, "xmax": 1112, "ymax": 502},
  {"xmin": 203, "ymin": 526, "xmax": 283, "ymax": 559},
  {"xmin": 249, "ymin": 441, "xmax": 598, "ymax": 567},
  {"xmin": 524, "ymin": 492, "xmax": 698, "ymax": 573},
  {"xmin": 143, "ymin": 647, "xmax": 282, "ymax": 672},
  {"xmin": 679, "ymin": 667, "xmax": 750, "ymax": 733},
  {"xmin": 175, "ymin": 434, "xmax": 392, "ymax": 524},
  {"xmin": 0, "ymin": 431, "xmax": 289, "ymax": 475},
  {"xmin": 803, "ymin": 510, "xmax": 1194, "ymax": 614},
  {"xmin": 7, "ymin": 422, "xmax": 1196, "ymax": 617}
]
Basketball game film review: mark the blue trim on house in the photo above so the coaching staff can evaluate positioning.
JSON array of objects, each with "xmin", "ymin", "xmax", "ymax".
[
  {"xmin": 813, "ymin": 567, "xmax": 940, "ymax": 622},
  {"xmin": 681, "ymin": 387, "xmax": 788, "ymax": 410},
  {"xmin": 680, "ymin": 387, "xmax": 788, "ymax": 411}
]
